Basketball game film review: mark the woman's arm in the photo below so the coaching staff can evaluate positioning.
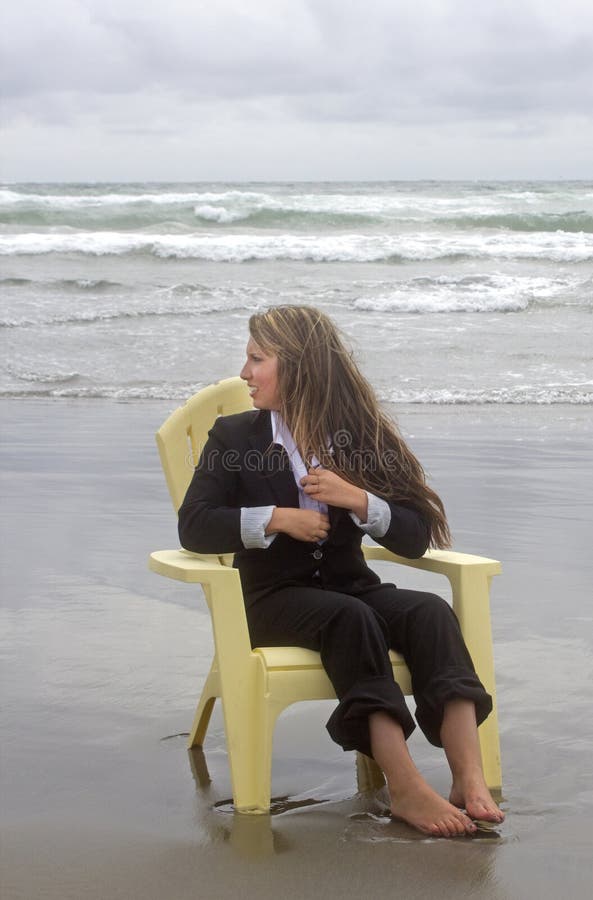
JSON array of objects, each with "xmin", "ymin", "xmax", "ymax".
[
  {"xmin": 374, "ymin": 498, "xmax": 431, "ymax": 559},
  {"xmin": 301, "ymin": 468, "xmax": 430, "ymax": 559},
  {"xmin": 177, "ymin": 427, "xmax": 245, "ymax": 554}
]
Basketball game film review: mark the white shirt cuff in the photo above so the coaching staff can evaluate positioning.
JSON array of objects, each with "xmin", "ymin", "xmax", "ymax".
[
  {"xmin": 349, "ymin": 491, "xmax": 391, "ymax": 538},
  {"xmin": 240, "ymin": 506, "xmax": 277, "ymax": 549}
]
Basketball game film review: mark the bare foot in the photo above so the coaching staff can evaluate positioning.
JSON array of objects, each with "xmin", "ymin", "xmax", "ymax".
[
  {"xmin": 449, "ymin": 769, "xmax": 505, "ymax": 824},
  {"xmin": 390, "ymin": 776, "xmax": 477, "ymax": 838}
]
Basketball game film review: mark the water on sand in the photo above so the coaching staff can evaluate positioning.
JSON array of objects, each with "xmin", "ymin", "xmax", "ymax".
[{"xmin": 1, "ymin": 400, "xmax": 592, "ymax": 899}]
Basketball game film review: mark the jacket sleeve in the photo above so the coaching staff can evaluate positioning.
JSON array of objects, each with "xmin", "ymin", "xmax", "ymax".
[
  {"xmin": 347, "ymin": 489, "xmax": 431, "ymax": 560},
  {"xmin": 376, "ymin": 498, "xmax": 431, "ymax": 559},
  {"xmin": 177, "ymin": 419, "xmax": 245, "ymax": 554}
]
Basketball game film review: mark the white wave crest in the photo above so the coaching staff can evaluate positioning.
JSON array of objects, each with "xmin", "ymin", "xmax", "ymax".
[
  {"xmin": 3, "ymin": 184, "xmax": 592, "ymax": 223},
  {"xmin": 193, "ymin": 204, "xmax": 248, "ymax": 223},
  {"xmin": 4, "ymin": 382, "xmax": 591, "ymax": 403},
  {"xmin": 1, "ymin": 230, "xmax": 592, "ymax": 262},
  {"xmin": 0, "ymin": 382, "xmax": 206, "ymax": 400},
  {"xmin": 11, "ymin": 370, "xmax": 80, "ymax": 384},
  {"xmin": 0, "ymin": 188, "xmax": 270, "ymax": 208},
  {"xmin": 354, "ymin": 274, "xmax": 573, "ymax": 314},
  {"xmin": 381, "ymin": 385, "xmax": 593, "ymax": 405}
]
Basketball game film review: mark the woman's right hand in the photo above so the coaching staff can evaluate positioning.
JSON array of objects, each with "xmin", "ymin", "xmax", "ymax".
[{"xmin": 266, "ymin": 508, "xmax": 330, "ymax": 543}]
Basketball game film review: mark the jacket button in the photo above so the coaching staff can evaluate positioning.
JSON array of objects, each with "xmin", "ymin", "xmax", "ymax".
[{"xmin": 312, "ymin": 548, "xmax": 323, "ymax": 560}]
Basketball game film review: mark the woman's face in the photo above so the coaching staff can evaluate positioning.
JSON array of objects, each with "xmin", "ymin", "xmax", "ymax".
[{"xmin": 240, "ymin": 337, "xmax": 281, "ymax": 410}]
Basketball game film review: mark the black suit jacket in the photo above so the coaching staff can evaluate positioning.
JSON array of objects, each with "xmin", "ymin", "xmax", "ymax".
[{"xmin": 178, "ymin": 409, "xmax": 431, "ymax": 605}]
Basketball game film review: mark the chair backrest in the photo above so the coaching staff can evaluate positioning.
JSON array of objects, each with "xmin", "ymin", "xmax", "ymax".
[{"xmin": 156, "ymin": 376, "xmax": 251, "ymax": 512}]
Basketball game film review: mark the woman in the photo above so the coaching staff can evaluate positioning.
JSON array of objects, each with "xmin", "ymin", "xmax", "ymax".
[{"xmin": 178, "ymin": 305, "xmax": 504, "ymax": 837}]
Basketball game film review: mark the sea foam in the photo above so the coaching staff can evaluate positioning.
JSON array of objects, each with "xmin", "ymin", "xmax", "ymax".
[{"xmin": 2, "ymin": 230, "xmax": 592, "ymax": 262}]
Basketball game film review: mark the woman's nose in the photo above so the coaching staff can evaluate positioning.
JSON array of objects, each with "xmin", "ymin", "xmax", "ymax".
[{"xmin": 240, "ymin": 362, "xmax": 250, "ymax": 380}]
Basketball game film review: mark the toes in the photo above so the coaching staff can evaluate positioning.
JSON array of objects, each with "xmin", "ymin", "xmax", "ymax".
[
  {"xmin": 457, "ymin": 814, "xmax": 477, "ymax": 835},
  {"xmin": 473, "ymin": 801, "xmax": 491, "ymax": 818},
  {"xmin": 465, "ymin": 796, "xmax": 505, "ymax": 823},
  {"xmin": 433, "ymin": 814, "xmax": 475, "ymax": 838},
  {"xmin": 486, "ymin": 810, "xmax": 505, "ymax": 824},
  {"xmin": 474, "ymin": 804, "xmax": 504, "ymax": 823}
]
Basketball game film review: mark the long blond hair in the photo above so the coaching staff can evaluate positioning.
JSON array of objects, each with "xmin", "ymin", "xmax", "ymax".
[{"xmin": 248, "ymin": 305, "xmax": 451, "ymax": 549}]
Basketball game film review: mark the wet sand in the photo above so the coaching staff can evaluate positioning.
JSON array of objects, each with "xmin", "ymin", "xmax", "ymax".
[{"xmin": 1, "ymin": 399, "xmax": 592, "ymax": 900}]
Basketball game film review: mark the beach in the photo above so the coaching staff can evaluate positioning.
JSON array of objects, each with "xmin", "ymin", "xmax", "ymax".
[{"xmin": 2, "ymin": 398, "xmax": 592, "ymax": 900}]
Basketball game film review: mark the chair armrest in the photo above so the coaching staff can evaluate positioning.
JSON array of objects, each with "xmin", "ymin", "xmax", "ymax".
[
  {"xmin": 149, "ymin": 548, "xmax": 236, "ymax": 585},
  {"xmin": 362, "ymin": 546, "xmax": 501, "ymax": 578},
  {"xmin": 149, "ymin": 548, "xmax": 254, "ymax": 663}
]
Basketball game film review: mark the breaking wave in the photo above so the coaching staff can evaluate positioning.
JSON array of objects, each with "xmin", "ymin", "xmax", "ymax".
[
  {"xmin": 4, "ymin": 382, "xmax": 591, "ymax": 403},
  {"xmin": 352, "ymin": 274, "xmax": 582, "ymax": 314},
  {"xmin": 3, "ymin": 184, "xmax": 593, "ymax": 232},
  {"xmin": 380, "ymin": 385, "xmax": 593, "ymax": 405},
  {"xmin": 2, "ymin": 230, "xmax": 592, "ymax": 262}
]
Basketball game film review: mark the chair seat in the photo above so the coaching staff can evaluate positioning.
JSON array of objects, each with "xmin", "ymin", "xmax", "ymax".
[
  {"xmin": 255, "ymin": 646, "xmax": 406, "ymax": 669},
  {"xmin": 252, "ymin": 646, "xmax": 412, "ymax": 705}
]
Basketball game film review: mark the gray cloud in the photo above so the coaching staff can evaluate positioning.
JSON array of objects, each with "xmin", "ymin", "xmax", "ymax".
[{"xmin": 1, "ymin": 0, "xmax": 592, "ymax": 179}]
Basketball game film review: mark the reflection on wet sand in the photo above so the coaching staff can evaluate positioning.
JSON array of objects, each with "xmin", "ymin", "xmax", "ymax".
[{"xmin": 187, "ymin": 744, "xmax": 509, "ymax": 863}]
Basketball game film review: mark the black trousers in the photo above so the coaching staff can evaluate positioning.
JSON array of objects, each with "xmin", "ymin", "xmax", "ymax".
[{"xmin": 246, "ymin": 582, "xmax": 492, "ymax": 759}]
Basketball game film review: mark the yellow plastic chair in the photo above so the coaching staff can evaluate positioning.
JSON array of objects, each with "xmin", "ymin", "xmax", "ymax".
[{"xmin": 149, "ymin": 377, "xmax": 502, "ymax": 813}]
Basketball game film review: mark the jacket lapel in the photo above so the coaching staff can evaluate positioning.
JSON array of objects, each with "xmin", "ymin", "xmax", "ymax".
[{"xmin": 247, "ymin": 410, "xmax": 299, "ymax": 508}]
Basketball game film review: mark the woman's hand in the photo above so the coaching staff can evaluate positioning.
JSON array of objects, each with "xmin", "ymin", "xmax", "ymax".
[
  {"xmin": 266, "ymin": 507, "xmax": 330, "ymax": 542},
  {"xmin": 300, "ymin": 468, "xmax": 368, "ymax": 522}
]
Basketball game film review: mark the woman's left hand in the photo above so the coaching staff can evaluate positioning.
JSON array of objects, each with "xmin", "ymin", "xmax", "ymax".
[{"xmin": 301, "ymin": 467, "xmax": 368, "ymax": 521}]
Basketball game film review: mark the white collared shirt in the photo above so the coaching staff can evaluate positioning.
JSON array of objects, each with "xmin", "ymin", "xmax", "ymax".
[{"xmin": 270, "ymin": 410, "xmax": 328, "ymax": 516}]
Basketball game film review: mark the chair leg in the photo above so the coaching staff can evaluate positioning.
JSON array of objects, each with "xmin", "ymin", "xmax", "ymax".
[
  {"xmin": 224, "ymin": 696, "xmax": 283, "ymax": 814},
  {"xmin": 449, "ymin": 568, "xmax": 503, "ymax": 793},
  {"xmin": 356, "ymin": 752, "xmax": 386, "ymax": 792},
  {"xmin": 478, "ymin": 706, "xmax": 503, "ymax": 794},
  {"xmin": 188, "ymin": 661, "xmax": 277, "ymax": 812},
  {"xmin": 187, "ymin": 663, "xmax": 219, "ymax": 749}
]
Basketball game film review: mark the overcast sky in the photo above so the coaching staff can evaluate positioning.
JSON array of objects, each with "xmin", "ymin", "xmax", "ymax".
[{"xmin": 1, "ymin": 0, "xmax": 592, "ymax": 182}]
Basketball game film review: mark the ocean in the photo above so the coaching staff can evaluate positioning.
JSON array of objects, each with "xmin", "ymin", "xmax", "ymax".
[{"xmin": 1, "ymin": 180, "xmax": 592, "ymax": 410}]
